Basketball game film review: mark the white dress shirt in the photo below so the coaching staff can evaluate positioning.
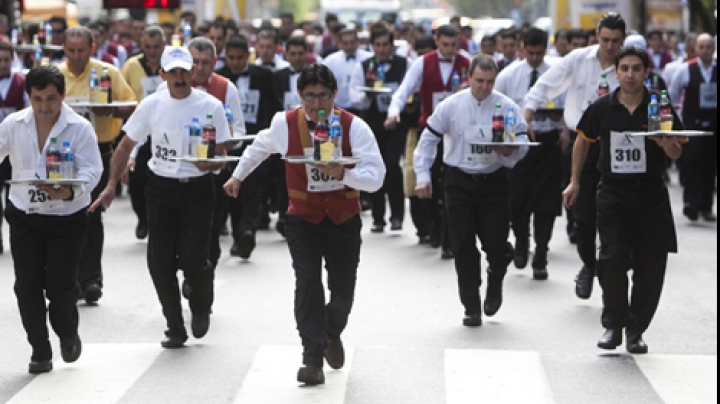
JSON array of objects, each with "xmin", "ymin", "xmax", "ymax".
[
  {"xmin": 495, "ymin": 57, "xmax": 565, "ymax": 132},
  {"xmin": 232, "ymin": 110, "xmax": 385, "ymax": 193},
  {"xmin": 122, "ymin": 88, "xmax": 231, "ymax": 179},
  {"xmin": 661, "ymin": 55, "xmax": 686, "ymax": 89},
  {"xmin": 387, "ymin": 53, "xmax": 460, "ymax": 118},
  {"xmin": 322, "ymin": 49, "xmax": 373, "ymax": 109},
  {"xmin": 668, "ymin": 59, "xmax": 717, "ymax": 107},
  {"xmin": 414, "ymin": 89, "xmax": 530, "ymax": 184},
  {"xmin": 0, "ymin": 104, "xmax": 103, "ymax": 215},
  {"xmin": 524, "ymin": 44, "xmax": 619, "ymax": 129}
]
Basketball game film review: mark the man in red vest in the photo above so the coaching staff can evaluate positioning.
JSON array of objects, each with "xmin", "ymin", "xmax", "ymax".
[{"xmin": 223, "ymin": 64, "xmax": 385, "ymax": 386}]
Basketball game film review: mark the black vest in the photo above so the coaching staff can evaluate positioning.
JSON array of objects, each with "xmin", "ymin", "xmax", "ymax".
[
  {"xmin": 682, "ymin": 61, "xmax": 717, "ymax": 129},
  {"xmin": 360, "ymin": 56, "xmax": 408, "ymax": 124}
]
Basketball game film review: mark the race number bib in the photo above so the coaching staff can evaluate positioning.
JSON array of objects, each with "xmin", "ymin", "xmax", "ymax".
[
  {"xmin": 699, "ymin": 83, "xmax": 717, "ymax": 109},
  {"xmin": 610, "ymin": 131, "xmax": 646, "ymax": 174},
  {"xmin": 19, "ymin": 170, "xmax": 64, "ymax": 214},
  {"xmin": 151, "ymin": 129, "xmax": 185, "ymax": 175},
  {"xmin": 304, "ymin": 148, "xmax": 344, "ymax": 193},
  {"xmin": 463, "ymin": 125, "xmax": 498, "ymax": 165},
  {"xmin": 376, "ymin": 82, "xmax": 399, "ymax": 114},
  {"xmin": 241, "ymin": 89, "xmax": 260, "ymax": 124},
  {"xmin": 283, "ymin": 91, "xmax": 302, "ymax": 111},
  {"xmin": 0, "ymin": 107, "xmax": 15, "ymax": 122},
  {"xmin": 432, "ymin": 91, "xmax": 452, "ymax": 110},
  {"xmin": 141, "ymin": 76, "xmax": 163, "ymax": 98}
]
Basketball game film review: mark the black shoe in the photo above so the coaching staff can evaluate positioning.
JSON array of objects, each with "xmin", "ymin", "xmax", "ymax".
[
  {"xmin": 60, "ymin": 335, "xmax": 82, "ymax": 363},
  {"xmin": 484, "ymin": 284, "xmax": 503, "ymax": 317},
  {"xmin": 230, "ymin": 241, "xmax": 241, "ymax": 257},
  {"xmin": 429, "ymin": 234, "xmax": 441, "ymax": 248},
  {"xmin": 568, "ymin": 229, "xmax": 577, "ymax": 244},
  {"xmin": 28, "ymin": 360, "xmax": 53, "ymax": 374},
  {"xmin": 390, "ymin": 219, "xmax": 402, "ymax": 231},
  {"xmin": 513, "ymin": 250, "xmax": 528, "ymax": 269},
  {"xmin": 441, "ymin": 248, "xmax": 454, "ymax": 260},
  {"xmin": 191, "ymin": 312, "xmax": 210, "ymax": 339},
  {"xmin": 182, "ymin": 280, "xmax": 193, "ymax": 300},
  {"xmin": 161, "ymin": 335, "xmax": 187, "ymax": 349},
  {"xmin": 683, "ymin": 204, "xmax": 699, "ymax": 221},
  {"xmin": 701, "ymin": 211, "xmax": 717, "ymax": 222},
  {"xmin": 324, "ymin": 337, "xmax": 345, "ymax": 370},
  {"xmin": 627, "ymin": 337, "xmax": 649, "ymax": 354},
  {"xmin": 463, "ymin": 313, "xmax": 482, "ymax": 327},
  {"xmin": 135, "ymin": 223, "xmax": 148, "ymax": 240},
  {"xmin": 219, "ymin": 223, "xmax": 229, "ymax": 236},
  {"xmin": 597, "ymin": 328, "xmax": 623, "ymax": 350},
  {"xmin": 297, "ymin": 365, "xmax": 325, "ymax": 385},
  {"xmin": 83, "ymin": 283, "xmax": 102, "ymax": 305},
  {"xmin": 418, "ymin": 235, "xmax": 431, "ymax": 245},
  {"xmin": 370, "ymin": 223, "xmax": 384, "ymax": 233},
  {"xmin": 276, "ymin": 220, "xmax": 286, "ymax": 237},
  {"xmin": 532, "ymin": 267, "xmax": 548, "ymax": 280},
  {"xmin": 239, "ymin": 231, "xmax": 256, "ymax": 259},
  {"xmin": 575, "ymin": 266, "xmax": 594, "ymax": 299}
]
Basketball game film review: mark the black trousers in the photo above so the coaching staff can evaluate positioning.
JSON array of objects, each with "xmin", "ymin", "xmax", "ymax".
[
  {"xmin": 596, "ymin": 180, "xmax": 676, "ymax": 342},
  {"xmin": 444, "ymin": 167, "xmax": 514, "ymax": 315},
  {"xmin": 0, "ymin": 157, "xmax": 10, "ymax": 247},
  {"xmin": 409, "ymin": 196, "xmax": 434, "ymax": 237},
  {"xmin": 146, "ymin": 174, "xmax": 216, "ymax": 339},
  {"xmin": 677, "ymin": 128, "xmax": 717, "ymax": 212},
  {"xmin": 285, "ymin": 214, "xmax": 362, "ymax": 368},
  {"xmin": 574, "ymin": 168, "xmax": 601, "ymax": 271},
  {"xmin": 228, "ymin": 161, "xmax": 265, "ymax": 242},
  {"xmin": 370, "ymin": 126, "xmax": 406, "ymax": 226},
  {"xmin": 209, "ymin": 169, "xmax": 231, "ymax": 267},
  {"xmin": 78, "ymin": 147, "xmax": 112, "ymax": 290},
  {"xmin": 129, "ymin": 141, "xmax": 151, "ymax": 228},
  {"xmin": 6, "ymin": 202, "xmax": 87, "ymax": 361}
]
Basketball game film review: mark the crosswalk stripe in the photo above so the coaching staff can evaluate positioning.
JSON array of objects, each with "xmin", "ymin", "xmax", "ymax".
[
  {"xmin": 7, "ymin": 343, "xmax": 160, "ymax": 404},
  {"xmin": 445, "ymin": 349, "xmax": 555, "ymax": 404},
  {"xmin": 234, "ymin": 345, "xmax": 354, "ymax": 404},
  {"xmin": 635, "ymin": 354, "xmax": 717, "ymax": 404}
]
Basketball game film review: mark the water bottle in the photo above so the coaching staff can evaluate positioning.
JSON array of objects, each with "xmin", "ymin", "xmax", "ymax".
[
  {"xmin": 451, "ymin": 71, "xmax": 461, "ymax": 93},
  {"xmin": 504, "ymin": 107, "xmax": 517, "ymax": 142},
  {"xmin": 492, "ymin": 103, "xmax": 504, "ymax": 143},
  {"xmin": 597, "ymin": 73, "xmax": 610, "ymax": 97},
  {"xmin": 329, "ymin": 115, "xmax": 343, "ymax": 159},
  {"xmin": 45, "ymin": 22, "xmax": 53, "ymax": 45},
  {"xmin": 188, "ymin": 117, "xmax": 202, "ymax": 157},
  {"xmin": 61, "ymin": 141, "xmax": 74, "ymax": 179},
  {"xmin": 45, "ymin": 138, "xmax": 62, "ymax": 179},
  {"xmin": 644, "ymin": 78, "xmax": 652, "ymax": 94},
  {"xmin": 224, "ymin": 104, "xmax": 234, "ymax": 137},
  {"xmin": 10, "ymin": 27, "xmax": 18, "ymax": 46},
  {"xmin": 374, "ymin": 63, "xmax": 385, "ymax": 89},
  {"xmin": 183, "ymin": 20, "xmax": 193, "ymax": 46},
  {"xmin": 33, "ymin": 35, "xmax": 43, "ymax": 68},
  {"xmin": 659, "ymin": 90, "xmax": 673, "ymax": 131},
  {"xmin": 202, "ymin": 114, "xmax": 216, "ymax": 158},
  {"xmin": 648, "ymin": 94, "xmax": 661, "ymax": 132},
  {"xmin": 89, "ymin": 68, "xmax": 99, "ymax": 103}
]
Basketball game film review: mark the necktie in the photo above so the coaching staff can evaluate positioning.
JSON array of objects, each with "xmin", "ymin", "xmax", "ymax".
[
  {"xmin": 346, "ymin": 54, "xmax": 356, "ymax": 61},
  {"xmin": 529, "ymin": 69, "xmax": 539, "ymax": 89}
]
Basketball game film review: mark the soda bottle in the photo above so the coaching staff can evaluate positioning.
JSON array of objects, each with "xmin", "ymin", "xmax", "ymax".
[
  {"xmin": 659, "ymin": 90, "xmax": 673, "ymax": 131},
  {"xmin": 504, "ymin": 107, "xmax": 517, "ymax": 142},
  {"xmin": 10, "ymin": 27, "xmax": 18, "ymax": 46},
  {"xmin": 313, "ymin": 110, "xmax": 330, "ymax": 161},
  {"xmin": 61, "ymin": 141, "xmax": 74, "ymax": 179},
  {"xmin": 492, "ymin": 103, "xmax": 505, "ymax": 143},
  {"xmin": 224, "ymin": 104, "xmax": 234, "ymax": 137},
  {"xmin": 460, "ymin": 67, "xmax": 468, "ymax": 86},
  {"xmin": 45, "ymin": 138, "xmax": 62, "ymax": 179},
  {"xmin": 597, "ymin": 73, "xmax": 610, "ymax": 97},
  {"xmin": 329, "ymin": 115, "xmax": 343, "ymax": 160},
  {"xmin": 451, "ymin": 71, "xmax": 461, "ymax": 93},
  {"xmin": 188, "ymin": 117, "xmax": 202, "ymax": 157},
  {"xmin": 33, "ymin": 35, "xmax": 43, "ymax": 68},
  {"xmin": 648, "ymin": 94, "xmax": 661, "ymax": 132},
  {"xmin": 374, "ymin": 63, "xmax": 385, "ymax": 89},
  {"xmin": 88, "ymin": 68, "xmax": 99, "ymax": 103},
  {"xmin": 202, "ymin": 114, "xmax": 216, "ymax": 158},
  {"xmin": 45, "ymin": 22, "xmax": 53, "ymax": 45},
  {"xmin": 183, "ymin": 20, "xmax": 193, "ymax": 46},
  {"xmin": 366, "ymin": 60, "xmax": 376, "ymax": 83},
  {"xmin": 99, "ymin": 66, "xmax": 112, "ymax": 104}
]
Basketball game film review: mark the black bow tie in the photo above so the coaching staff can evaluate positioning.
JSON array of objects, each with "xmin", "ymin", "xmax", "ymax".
[
  {"xmin": 439, "ymin": 58, "xmax": 453, "ymax": 63},
  {"xmin": 346, "ymin": 55, "xmax": 356, "ymax": 61},
  {"xmin": 307, "ymin": 120, "xmax": 316, "ymax": 130},
  {"xmin": 238, "ymin": 71, "xmax": 250, "ymax": 77}
]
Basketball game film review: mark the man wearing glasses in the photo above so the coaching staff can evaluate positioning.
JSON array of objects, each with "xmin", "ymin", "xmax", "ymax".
[{"xmin": 224, "ymin": 64, "xmax": 385, "ymax": 385}]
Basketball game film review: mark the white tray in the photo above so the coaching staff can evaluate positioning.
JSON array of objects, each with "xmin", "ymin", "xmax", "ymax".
[
  {"xmin": 67, "ymin": 101, "xmax": 138, "ymax": 108},
  {"xmin": 226, "ymin": 134, "xmax": 257, "ymax": 143},
  {"xmin": 628, "ymin": 130, "xmax": 713, "ymax": 137},
  {"xmin": 15, "ymin": 44, "xmax": 63, "ymax": 52},
  {"xmin": 285, "ymin": 156, "xmax": 363, "ymax": 165},
  {"xmin": 468, "ymin": 141, "xmax": 541, "ymax": 147},
  {"xmin": 169, "ymin": 156, "xmax": 242, "ymax": 163},
  {"xmin": 8, "ymin": 178, "xmax": 87, "ymax": 186},
  {"xmin": 356, "ymin": 86, "xmax": 393, "ymax": 93}
]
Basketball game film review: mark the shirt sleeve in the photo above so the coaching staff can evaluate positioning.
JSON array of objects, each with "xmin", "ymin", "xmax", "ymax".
[
  {"xmin": 575, "ymin": 102, "xmax": 600, "ymax": 142},
  {"xmin": 348, "ymin": 63, "xmax": 371, "ymax": 110},
  {"xmin": 72, "ymin": 121, "xmax": 103, "ymax": 199},
  {"xmin": 413, "ymin": 97, "xmax": 451, "ymax": 184},
  {"xmin": 232, "ymin": 112, "xmax": 288, "ymax": 181},
  {"xmin": 225, "ymin": 83, "xmax": 247, "ymax": 136},
  {"xmin": 343, "ymin": 117, "xmax": 386, "ymax": 193},
  {"xmin": 524, "ymin": 53, "xmax": 575, "ymax": 111},
  {"xmin": 0, "ymin": 119, "xmax": 10, "ymax": 161},
  {"xmin": 668, "ymin": 65, "xmax": 689, "ymax": 108},
  {"xmin": 122, "ymin": 100, "xmax": 151, "ymax": 143},
  {"xmin": 388, "ymin": 56, "xmax": 424, "ymax": 117}
]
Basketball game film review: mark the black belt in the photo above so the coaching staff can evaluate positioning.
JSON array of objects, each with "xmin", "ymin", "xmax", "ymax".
[
  {"xmin": 535, "ymin": 130, "xmax": 561, "ymax": 144},
  {"xmin": 150, "ymin": 173, "xmax": 213, "ymax": 183},
  {"xmin": 98, "ymin": 142, "xmax": 114, "ymax": 155},
  {"xmin": 445, "ymin": 165, "xmax": 507, "ymax": 182}
]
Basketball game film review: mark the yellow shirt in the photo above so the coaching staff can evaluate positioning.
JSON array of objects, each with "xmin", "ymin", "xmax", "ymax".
[
  {"xmin": 59, "ymin": 59, "xmax": 136, "ymax": 143},
  {"xmin": 121, "ymin": 54, "xmax": 163, "ymax": 102}
]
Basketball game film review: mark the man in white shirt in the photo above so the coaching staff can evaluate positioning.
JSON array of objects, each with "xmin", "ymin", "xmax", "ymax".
[
  {"xmin": 224, "ymin": 64, "xmax": 384, "ymax": 386},
  {"xmin": 523, "ymin": 12, "xmax": 625, "ymax": 300},
  {"xmin": 322, "ymin": 28, "xmax": 373, "ymax": 113},
  {"xmin": 254, "ymin": 28, "xmax": 290, "ymax": 72},
  {"xmin": 91, "ymin": 46, "xmax": 231, "ymax": 349},
  {"xmin": 662, "ymin": 33, "xmax": 697, "ymax": 89},
  {"xmin": 415, "ymin": 54, "xmax": 530, "ymax": 327},
  {"xmin": 0, "ymin": 66, "xmax": 103, "ymax": 374}
]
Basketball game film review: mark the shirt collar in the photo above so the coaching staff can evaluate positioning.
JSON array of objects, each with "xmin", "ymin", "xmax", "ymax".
[{"xmin": 608, "ymin": 87, "xmax": 651, "ymax": 108}]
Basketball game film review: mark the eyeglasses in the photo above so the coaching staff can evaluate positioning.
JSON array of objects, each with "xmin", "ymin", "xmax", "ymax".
[{"xmin": 301, "ymin": 92, "xmax": 332, "ymax": 101}]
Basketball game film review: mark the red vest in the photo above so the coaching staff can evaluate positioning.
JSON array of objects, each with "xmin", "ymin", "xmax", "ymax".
[
  {"xmin": 194, "ymin": 73, "xmax": 229, "ymax": 104},
  {"xmin": 420, "ymin": 51, "xmax": 470, "ymax": 127},
  {"xmin": 285, "ymin": 107, "xmax": 361, "ymax": 225},
  {"xmin": 0, "ymin": 73, "xmax": 26, "ymax": 113}
]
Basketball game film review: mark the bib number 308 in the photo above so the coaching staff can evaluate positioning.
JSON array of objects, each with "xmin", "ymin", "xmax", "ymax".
[{"xmin": 310, "ymin": 168, "xmax": 332, "ymax": 182}]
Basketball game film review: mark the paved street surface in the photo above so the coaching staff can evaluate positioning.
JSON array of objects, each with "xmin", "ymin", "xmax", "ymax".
[{"xmin": 0, "ymin": 170, "xmax": 716, "ymax": 404}]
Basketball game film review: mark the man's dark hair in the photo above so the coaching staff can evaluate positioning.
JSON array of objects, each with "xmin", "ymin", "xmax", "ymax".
[
  {"xmin": 325, "ymin": 13, "xmax": 338, "ymax": 25},
  {"xmin": 280, "ymin": 12, "xmax": 294, "ymax": 21},
  {"xmin": 615, "ymin": 46, "xmax": 649, "ymax": 69},
  {"xmin": 257, "ymin": 28, "xmax": 279, "ymax": 44},
  {"xmin": 0, "ymin": 41, "xmax": 14, "ymax": 55},
  {"xmin": 597, "ymin": 12, "xmax": 626, "ymax": 35},
  {"xmin": 481, "ymin": 35, "xmax": 496, "ymax": 46},
  {"xmin": 584, "ymin": 28, "xmax": 596, "ymax": 38},
  {"xmin": 414, "ymin": 34, "xmax": 436, "ymax": 51},
  {"xmin": 49, "ymin": 16, "xmax": 68, "ymax": 31},
  {"xmin": 225, "ymin": 34, "xmax": 249, "ymax": 52},
  {"xmin": 209, "ymin": 21, "xmax": 228, "ymax": 36},
  {"xmin": 25, "ymin": 66, "xmax": 66, "ymax": 96},
  {"xmin": 524, "ymin": 27, "xmax": 548, "ymax": 48},
  {"xmin": 435, "ymin": 24, "xmax": 459, "ymax": 38},
  {"xmin": 297, "ymin": 64, "xmax": 337, "ymax": 92},
  {"xmin": 646, "ymin": 30, "xmax": 663, "ymax": 41},
  {"xmin": 567, "ymin": 28, "xmax": 588, "ymax": 43},
  {"xmin": 469, "ymin": 53, "xmax": 498, "ymax": 76},
  {"xmin": 554, "ymin": 29, "xmax": 569, "ymax": 41},
  {"xmin": 450, "ymin": 15, "xmax": 461, "ymax": 24},
  {"xmin": 499, "ymin": 28, "xmax": 517, "ymax": 41},
  {"xmin": 180, "ymin": 10, "xmax": 196, "ymax": 20},
  {"xmin": 370, "ymin": 22, "xmax": 393, "ymax": 44},
  {"xmin": 285, "ymin": 35, "xmax": 307, "ymax": 50}
]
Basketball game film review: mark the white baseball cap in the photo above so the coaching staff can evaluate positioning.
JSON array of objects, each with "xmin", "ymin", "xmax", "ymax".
[
  {"xmin": 624, "ymin": 35, "xmax": 647, "ymax": 50},
  {"xmin": 161, "ymin": 46, "xmax": 193, "ymax": 71}
]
